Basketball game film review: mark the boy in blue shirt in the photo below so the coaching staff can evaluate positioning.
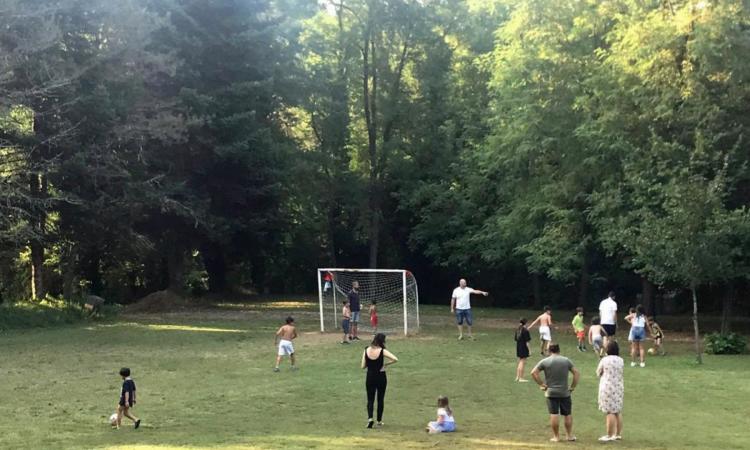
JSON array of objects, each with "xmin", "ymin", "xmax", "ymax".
[{"xmin": 116, "ymin": 367, "xmax": 141, "ymax": 429}]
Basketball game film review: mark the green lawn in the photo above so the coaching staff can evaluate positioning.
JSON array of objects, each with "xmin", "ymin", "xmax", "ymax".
[{"xmin": 1, "ymin": 300, "xmax": 748, "ymax": 449}]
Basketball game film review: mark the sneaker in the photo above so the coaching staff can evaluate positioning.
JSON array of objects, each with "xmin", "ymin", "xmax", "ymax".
[
  {"xmin": 134, "ymin": 419, "xmax": 141, "ymax": 429},
  {"xmin": 640, "ymin": 362, "xmax": 645, "ymax": 368},
  {"xmin": 341, "ymin": 340, "xmax": 350, "ymax": 344},
  {"xmin": 630, "ymin": 362, "xmax": 636, "ymax": 367},
  {"xmin": 567, "ymin": 436, "xmax": 577, "ymax": 442},
  {"xmin": 273, "ymin": 367, "xmax": 280, "ymax": 372},
  {"xmin": 366, "ymin": 419, "xmax": 374, "ymax": 429},
  {"xmin": 549, "ymin": 437, "xmax": 560, "ymax": 442},
  {"xmin": 376, "ymin": 422, "xmax": 384, "ymax": 428},
  {"xmin": 518, "ymin": 378, "xmax": 529, "ymax": 383},
  {"xmin": 598, "ymin": 435, "xmax": 614, "ymax": 442},
  {"xmin": 457, "ymin": 335, "xmax": 464, "ymax": 340},
  {"xmin": 614, "ymin": 435, "xmax": 622, "ymax": 440},
  {"xmin": 469, "ymin": 335, "xmax": 476, "ymax": 341},
  {"xmin": 577, "ymin": 346, "xmax": 583, "ymax": 352},
  {"xmin": 353, "ymin": 336, "xmax": 361, "ymax": 340}
]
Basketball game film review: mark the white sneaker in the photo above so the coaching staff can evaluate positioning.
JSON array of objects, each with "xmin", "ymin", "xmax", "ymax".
[
  {"xmin": 630, "ymin": 362, "xmax": 636, "ymax": 367},
  {"xmin": 640, "ymin": 362, "xmax": 645, "ymax": 368},
  {"xmin": 598, "ymin": 435, "xmax": 614, "ymax": 442},
  {"xmin": 614, "ymin": 435, "xmax": 622, "ymax": 440}
]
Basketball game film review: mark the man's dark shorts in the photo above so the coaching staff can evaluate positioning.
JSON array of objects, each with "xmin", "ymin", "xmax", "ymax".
[
  {"xmin": 455, "ymin": 309, "xmax": 473, "ymax": 326},
  {"xmin": 602, "ymin": 324, "xmax": 616, "ymax": 337},
  {"xmin": 546, "ymin": 396, "xmax": 572, "ymax": 416}
]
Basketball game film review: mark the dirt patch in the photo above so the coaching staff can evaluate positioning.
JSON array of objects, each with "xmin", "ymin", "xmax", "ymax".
[{"xmin": 125, "ymin": 290, "xmax": 194, "ymax": 314}]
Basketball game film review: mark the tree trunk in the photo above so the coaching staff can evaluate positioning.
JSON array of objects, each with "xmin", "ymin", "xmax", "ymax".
[
  {"xmin": 720, "ymin": 281, "xmax": 735, "ymax": 335},
  {"xmin": 327, "ymin": 206, "xmax": 338, "ymax": 267},
  {"xmin": 202, "ymin": 243, "xmax": 227, "ymax": 293},
  {"xmin": 578, "ymin": 253, "xmax": 589, "ymax": 307},
  {"xmin": 691, "ymin": 282, "xmax": 702, "ymax": 364},
  {"xmin": 29, "ymin": 173, "xmax": 47, "ymax": 300},
  {"xmin": 30, "ymin": 241, "xmax": 45, "ymax": 300},
  {"xmin": 532, "ymin": 272, "xmax": 542, "ymax": 309},
  {"xmin": 61, "ymin": 243, "xmax": 76, "ymax": 301},
  {"xmin": 641, "ymin": 276, "xmax": 655, "ymax": 315},
  {"xmin": 167, "ymin": 247, "xmax": 186, "ymax": 294},
  {"xmin": 368, "ymin": 202, "xmax": 380, "ymax": 268}
]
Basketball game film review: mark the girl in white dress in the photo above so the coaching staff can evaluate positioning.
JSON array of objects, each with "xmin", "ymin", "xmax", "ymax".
[{"xmin": 597, "ymin": 341, "xmax": 624, "ymax": 442}]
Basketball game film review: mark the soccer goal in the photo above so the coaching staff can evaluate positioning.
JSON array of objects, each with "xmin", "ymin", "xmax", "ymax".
[{"xmin": 317, "ymin": 268, "xmax": 419, "ymax": 335}]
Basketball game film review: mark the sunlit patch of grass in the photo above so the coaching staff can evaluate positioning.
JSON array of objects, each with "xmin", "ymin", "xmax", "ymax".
[
  {"xmin": 88, "ymin": 323, "xmax": 246, "ymax": 333},
  {"xmin": 216, "ymin": 301, "xmax": 317, "ymax": 311}
]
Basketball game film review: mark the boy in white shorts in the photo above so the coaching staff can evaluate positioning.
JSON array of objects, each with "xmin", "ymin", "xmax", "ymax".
[
  {"xmin": 528, "ymin": 306, "xmax": 553, "ymax": 356},
  {"xmin": 274, "ymin": 316, "xmax": 298, "ymax": 372}
]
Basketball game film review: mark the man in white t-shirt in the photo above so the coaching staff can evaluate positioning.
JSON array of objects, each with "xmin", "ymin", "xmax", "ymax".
[
  {"xmin": 598, "ymin": 291, "xmax": 618, "ymax": 346},
  {"xmin": 450, "ymin": 279, "xmax": 489, "ymax": 340}
]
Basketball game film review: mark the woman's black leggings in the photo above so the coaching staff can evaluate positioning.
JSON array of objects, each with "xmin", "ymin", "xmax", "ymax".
[{"xmin": 366, "ymin": 372, "xmax": 388, "ymax": 421}]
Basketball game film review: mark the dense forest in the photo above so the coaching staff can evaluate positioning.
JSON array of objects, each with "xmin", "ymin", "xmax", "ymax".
[{"xmin": 2, "ymin": 0, "xmax": 749, "ymax": 323}]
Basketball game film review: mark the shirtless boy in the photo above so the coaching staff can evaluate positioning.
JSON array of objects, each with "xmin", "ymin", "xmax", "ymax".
[
  {"xmin": 528, "ymin": 306, "xmax": 553, "ymax": 356},
  {"xmin": 274, "ymin": 316, "xmax": 298, "ymax": 372}
]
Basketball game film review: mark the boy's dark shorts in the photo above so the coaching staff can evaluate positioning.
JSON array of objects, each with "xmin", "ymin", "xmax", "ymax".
[
  {"xmin": 342, "ymin": 318, "xmax": 351, "ymax": 334},
  {"xmin": 602, "ymin": 324, "xmax": 616, "ymax": 337},
  {"xmin": 119, "ymin": 398, "xmax": 134, "ymax": 408},
  {"xmin": 546, "ymin": 396, "xmax": 572, "ymax": 416}
]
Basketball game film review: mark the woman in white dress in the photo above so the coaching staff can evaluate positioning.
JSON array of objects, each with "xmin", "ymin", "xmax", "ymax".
[{"xmin": 597, "ymin": 341, "xmax": 624, "ymax": 442}]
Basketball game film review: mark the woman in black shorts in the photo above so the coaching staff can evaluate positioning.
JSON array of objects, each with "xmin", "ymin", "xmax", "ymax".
[
  {"xmin": 515, "ymin": 318, "xmax": 531, "ymax": 382},
  {"xmin": 361, "ymin": 333, "xmax": 398, "ymax": 428}
]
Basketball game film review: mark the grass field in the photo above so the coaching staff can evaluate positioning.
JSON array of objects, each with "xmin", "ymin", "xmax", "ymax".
[{"xmin": 1, "ymin": 299, "xmax": 749, "ymax": 449}]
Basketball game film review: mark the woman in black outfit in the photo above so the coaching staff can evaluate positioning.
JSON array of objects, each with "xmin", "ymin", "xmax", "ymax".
[
  {"xmin": 361, "ymin": 333, "xmax": 398, "ymax": 428},
  {"xmin": 514, "ymin": 318, "xmax": 531, "ymax": 382}
]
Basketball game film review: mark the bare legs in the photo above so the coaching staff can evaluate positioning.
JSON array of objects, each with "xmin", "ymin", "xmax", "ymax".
[
  {"xmin": 631, "ymin": 342, "xmax": 645, "ymax": 365},
  {"xmin": 605, "ymin": 413, "xmax": 623, "ymax": 438},
  {"xmin": 549, "ymin": 415, "xmax": 574, "ymax": 441},
  {"xmin": 116, "ymin": 405, "xmax": 139, "ymax": 428},
  {"xmin": 515, "ymin": 357, "xmax": 527, "ymax": 381}
]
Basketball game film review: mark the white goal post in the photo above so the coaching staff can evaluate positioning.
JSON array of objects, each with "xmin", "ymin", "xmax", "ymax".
[{"xmin": 317, "ymin": 268, "xmax": 420, "ymax": 335}]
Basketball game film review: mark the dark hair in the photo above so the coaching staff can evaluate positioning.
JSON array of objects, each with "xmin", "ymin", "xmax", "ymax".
[
  {"xmin": 543, "ymin": 305, "xmax": 551, "ymax": 312},
  {"xmin": 285, "ymin": 316, "xmax": 294, "ymax": 324},
  {"xmin": 515, "ymin": 318, "xmax": 527, "ymax": 341},
  {"xmin": 371, "ymin": 333, "xmax": 387, "ymax": 349},
  {"xmin": 343, "ymin": 299, "xmax": 348, "ymax": 304},
  {"xmin": 437, "ymin": 396, "xmax": 452, "ymax": 416},
  {"xmin": 606, "ymin": 340, "xmax": 619, "ymax": 356},
  {"xmin": 119, "ymin": 367, "xmax": 130, "ymax": 377},
  {"xmin": 591, "ymin": 316, "xmax": 601, "ymax": 325},
  {"xmin": 608, "ymin": 291, "xmax": 616, "ymax": 299},
  {"xmin": 628, "ymin": 307, "xmax": 635, "ymax": 314},
  {"xmin": 371, "ymin": 300, "xmax": 377, "ymax": 305},
  {"xmin": 576, "ymin": 307, "xmax": 583, "ymax": 313},
  {"xmin": 636, "ymin": 304, "xmax": 645, "ymax": 317},
  {"xmin": 548, "ymin": 343, "xmax": 560, "ymax": 354}
]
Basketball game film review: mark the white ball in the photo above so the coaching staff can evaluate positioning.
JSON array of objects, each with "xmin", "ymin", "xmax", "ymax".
[
  {"xmin": 647, "ymin": 348, "xmax": 656, "ymax": 355},
  {"xmin": 109, "ymin": 413, "xmax": 118, "ymax": 425}
]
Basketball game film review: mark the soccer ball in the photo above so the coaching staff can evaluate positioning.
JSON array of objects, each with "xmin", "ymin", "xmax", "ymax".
[
  {"xmin": 109, "ymin": 413, "xmax": 118, "ymax": 426},
  {"xmin": 647, "ymin": 348, "xmax": 656, "ymax": 355}
]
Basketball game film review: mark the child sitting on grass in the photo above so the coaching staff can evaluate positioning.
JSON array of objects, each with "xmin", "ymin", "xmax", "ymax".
[{"xmin": 426, "ymin": 396, "xmax": 456, "ymax": 433}]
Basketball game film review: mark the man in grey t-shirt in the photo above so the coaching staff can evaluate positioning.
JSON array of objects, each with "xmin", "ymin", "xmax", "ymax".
[{"xmin": 531, "ymin": 343, "xmax": 580, "ymax": 442}]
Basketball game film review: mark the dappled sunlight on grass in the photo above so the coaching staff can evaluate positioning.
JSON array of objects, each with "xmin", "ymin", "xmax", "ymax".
[
  {"xmin": 463, "ymin": 437, "xmax": 549, "ymax": 448},
  {"xmin": 102, "ymin": 434, "xmax": 429, "ymax": 449},
  {"xmin": 216, "ymin": 301, "xmax": 317, "ymax": 311},
  {"xmin": 87, "ymin": 323, "xmax": 246, "ymax": 333}
]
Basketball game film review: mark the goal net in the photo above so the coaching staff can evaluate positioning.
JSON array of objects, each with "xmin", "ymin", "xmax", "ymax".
[{"xmin": 317, "ymin": 268, "xmax": 419, "ymax": 335}]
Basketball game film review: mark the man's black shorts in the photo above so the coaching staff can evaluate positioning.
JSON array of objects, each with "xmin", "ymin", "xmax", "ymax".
[
  {"xmin": 602, "ymin": 324, "xmax": 617, "ymax": 337},
  {"xmin": 546, "ymin": 396, "xmax": 572, "ymax": 416}
]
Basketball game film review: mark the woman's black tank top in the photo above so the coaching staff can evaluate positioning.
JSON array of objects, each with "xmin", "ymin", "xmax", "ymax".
[{"xmin": 365, "ymin": 347, "xmax": 384, "ymax": 375}]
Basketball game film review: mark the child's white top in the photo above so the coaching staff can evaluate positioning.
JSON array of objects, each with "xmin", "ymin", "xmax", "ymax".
[
  {"xmin": 632, "ymin": 315, "xmax": 647, "ymax": 327},
  {"xmin": 438, "ymin": 407, "xmax": 455, "ymax": 423}
]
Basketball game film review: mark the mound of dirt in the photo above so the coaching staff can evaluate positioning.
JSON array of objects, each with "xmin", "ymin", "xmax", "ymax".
[{"xmin": 126, "ymin": 290, "xmax": 190, "ymax": 313}]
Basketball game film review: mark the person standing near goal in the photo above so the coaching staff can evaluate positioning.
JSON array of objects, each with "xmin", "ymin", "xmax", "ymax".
[
  {"xmin": 349, "ymin": 281, "xmax": 362, "ymax": 340},
  {"xmin": 450, "ymin": 279, "xmax": 488, "ymax": 340}
]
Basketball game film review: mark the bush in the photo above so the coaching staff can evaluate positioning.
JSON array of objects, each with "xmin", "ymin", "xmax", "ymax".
[
  {"xmin": 0, "ymin": 296, "xmax": 104, "ymax": 330},
  {"xmin": 704, "ymin": 332, "xmax": 747, "ymax": 355}
]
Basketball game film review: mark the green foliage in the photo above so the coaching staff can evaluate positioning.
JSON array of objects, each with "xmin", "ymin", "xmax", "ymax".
[
  {"xmin": 0, "ymin": 297, "xmax": 88, "ymax": 330},
  {"xmin": 704, "ymin": 332, "xmax": 748, "ymax": 355}
]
